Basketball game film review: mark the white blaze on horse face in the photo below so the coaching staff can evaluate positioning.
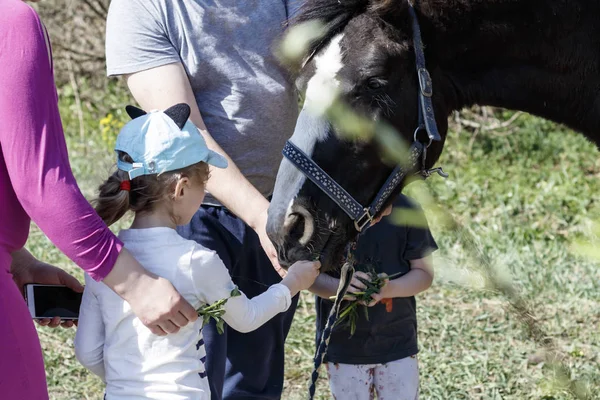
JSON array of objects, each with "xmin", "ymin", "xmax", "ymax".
[
  {"xmin": 304, "ymin": 34, "xmax": 344, "ymax": 116},
  {"xmin": 282, "ymin": 33, "xmax": 345, "ymax": 196},
  {"xmin": 269, "ymin": 34, "xmax": 346, "ymax": 245}
]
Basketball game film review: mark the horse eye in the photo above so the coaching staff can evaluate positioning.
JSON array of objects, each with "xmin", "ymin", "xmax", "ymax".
[{"xmin": 367, "ymin": 77, "xmax": 385, "ymax": 90}]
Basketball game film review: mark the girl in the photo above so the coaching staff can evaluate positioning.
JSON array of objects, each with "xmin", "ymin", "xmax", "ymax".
[
  {"xmin": 310, "ymin": 195, "xmax": 437, "ymax": 400},
  {"xmin": 74, "ymin": 103, "xmax": 320, "ymax": 399}
]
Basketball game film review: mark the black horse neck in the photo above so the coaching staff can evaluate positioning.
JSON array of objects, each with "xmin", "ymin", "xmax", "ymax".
[{"xmin": 418, "ymin": 0, "xmax": 600, "ymax": 145}]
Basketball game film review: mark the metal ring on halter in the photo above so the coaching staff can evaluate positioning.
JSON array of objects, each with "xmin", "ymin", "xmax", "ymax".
[{"xmin": 413, "ymin": 126, "xmax": 433, "ymax": 148}]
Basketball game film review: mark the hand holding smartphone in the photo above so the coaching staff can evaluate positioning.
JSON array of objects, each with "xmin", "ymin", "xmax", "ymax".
[{"xmin": 25, "ymin": 284, "xmax": 83, "ymax": 322}]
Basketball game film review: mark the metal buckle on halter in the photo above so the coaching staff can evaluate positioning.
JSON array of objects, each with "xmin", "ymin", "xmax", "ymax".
[
  {"xmin": 417, "ymin": 68, "xmax": 433, "ymax": 97},
  {"xmin": 354, "ymin": 208, "xmax": 373, "ymax": 232}
]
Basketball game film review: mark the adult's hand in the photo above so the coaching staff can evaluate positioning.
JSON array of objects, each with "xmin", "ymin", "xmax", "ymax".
[
  {"xmin": 11, "ymin": 248, "xmax": 83, "ymax": 328},
  {"xmin": 255, "ymin": 208, "xmax": 287, "ymax": 279},
  {"xmin": 102, "ymin": 248, "xmax": 198, "ymax": 336}
]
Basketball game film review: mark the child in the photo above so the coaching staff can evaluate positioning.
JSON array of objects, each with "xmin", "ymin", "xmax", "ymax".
[
  {"xmin": 310, "ymin": 195, "xmax": 437, "ymax": 400},
  {"xmin": 74, "ymin": 103, "xmax": 320, "ymax": 400}
]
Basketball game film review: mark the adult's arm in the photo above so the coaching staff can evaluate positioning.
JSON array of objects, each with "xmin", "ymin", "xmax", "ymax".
[
  {"xmin": 124, "ymin": 64, "xmax": 274, "ymax": 247},
  {"xmin": 126, "ymin": 64, "xmax": 284, "ymax": 276},
  {"xmin": 0, "ymin": 4, "xmax": 121, "ymax": 281},
  {"xmin": 0, "ymin": 2, "xmax": 196, "ymax": 335},
  {"xmin": 309, "ymin": 273, "xmax": 341, "ymax": 299}
]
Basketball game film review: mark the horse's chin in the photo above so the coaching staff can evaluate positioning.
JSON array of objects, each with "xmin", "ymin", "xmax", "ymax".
[
  {"xmin": 277, "ymin": 228, "xmax": 348, "ymax": 272},
  {"xmin": 315, "ymin": 228, "xmax": 351, "ymax": 272},
  {"xmin": 318, "ymin": 242, "xmax": 346, "ymax": 272}
]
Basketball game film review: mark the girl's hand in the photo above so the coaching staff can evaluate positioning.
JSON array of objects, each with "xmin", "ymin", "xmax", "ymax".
[
  {"xmin": 367, "ymin": 273, "xmax": 391, "ymax": 307},
  {"xmin": 344, "ymin": 271, "xmax": 371, "ymax": 301},
  {"xmin": 282, "ymin": 260, "xmax": 321, "ymax": 296}
]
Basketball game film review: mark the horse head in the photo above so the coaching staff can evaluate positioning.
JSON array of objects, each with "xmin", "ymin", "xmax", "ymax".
[
  {"xmin": 267, "ymin": 0, "xmax": 600, "ymax": 270},
  {"xmin": 267, "ymin": 0, "xmax": 449, "ymax": 270}
]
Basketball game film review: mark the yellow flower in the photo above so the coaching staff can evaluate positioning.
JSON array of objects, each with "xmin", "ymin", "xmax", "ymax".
[{"xmin": 99, "ymin": 112, "xmax": 126, "ymax": 150}]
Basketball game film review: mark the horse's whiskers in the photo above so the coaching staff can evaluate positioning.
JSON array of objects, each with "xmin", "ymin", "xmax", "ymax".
[
  {"xmin": 385, "ymin": 94, "xmax": 396, "ymax": 109},
  {"xmin": 373, "ymin": 94, "xmax": 395, "ymax": 117}
]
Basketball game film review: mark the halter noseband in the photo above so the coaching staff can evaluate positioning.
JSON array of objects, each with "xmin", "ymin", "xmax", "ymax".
[{"xmin": 283, "ymin": 0, "xmax": 446, "ymax": 233}]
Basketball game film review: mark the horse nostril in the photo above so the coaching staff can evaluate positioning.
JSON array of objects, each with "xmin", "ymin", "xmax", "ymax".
[
  {"xmin": 284, "ymin": 205, "xmax": 315, "ymax": 246},
  {"xmin": 286, "ymin": 213, "xmax": 304, "ymax": 240}
]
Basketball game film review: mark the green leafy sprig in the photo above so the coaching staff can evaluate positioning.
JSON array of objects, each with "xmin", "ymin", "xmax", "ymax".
[
  {"xmin": 331, "ymin": 265, "xmax": 402, "ymax": 337},
  {"xmin": 196, "ymin": 287, "xmax": 242, "ymax": 334}
]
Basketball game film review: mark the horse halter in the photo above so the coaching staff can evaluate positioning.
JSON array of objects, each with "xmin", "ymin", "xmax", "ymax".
[{"xmin": 282, "ymin": 0, "xmax": 447, "ymax": 233}]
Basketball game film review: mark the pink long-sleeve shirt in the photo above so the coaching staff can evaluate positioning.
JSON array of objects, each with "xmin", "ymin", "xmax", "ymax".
[{"xmin": 0, "ymin": 0, "xmax": 122, "ymax": 280}]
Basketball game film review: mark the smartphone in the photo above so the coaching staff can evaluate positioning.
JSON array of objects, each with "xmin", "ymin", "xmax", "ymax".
[{"xmin": 24, "ymin": 284, "xmax": 83, "ymax": 320}]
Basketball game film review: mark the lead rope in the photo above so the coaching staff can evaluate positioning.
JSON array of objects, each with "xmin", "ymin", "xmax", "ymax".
[{"xmin": 308, "ymin": 244, "xmax": 356, "ymax": 400}]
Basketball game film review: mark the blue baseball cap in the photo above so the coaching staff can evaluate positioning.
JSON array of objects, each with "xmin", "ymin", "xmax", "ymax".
[{"xmin": 115, "ymin": 104, "xmax": 228, "ymax": 179}]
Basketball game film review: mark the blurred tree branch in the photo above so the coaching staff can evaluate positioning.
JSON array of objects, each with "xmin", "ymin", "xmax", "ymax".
[
  {"xmin": 31, "ymin": 0, "xmax": 131, "ymax": 140},
  {"xmin": 34, "ymin": 0, "xmax": 109, "ymax": 88}
]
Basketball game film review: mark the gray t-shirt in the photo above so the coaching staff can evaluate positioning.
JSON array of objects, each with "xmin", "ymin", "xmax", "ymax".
[{"xmin": 105, "ymin": 0, "xmax": 299, "ymax": 205}]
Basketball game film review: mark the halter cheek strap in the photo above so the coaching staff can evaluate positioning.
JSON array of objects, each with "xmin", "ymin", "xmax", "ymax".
[{"xmin": 409, "ymin": 1, "xmax": 441, "ymax": 144}]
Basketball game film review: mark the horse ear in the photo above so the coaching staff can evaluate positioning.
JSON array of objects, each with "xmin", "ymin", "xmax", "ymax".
[
  {"xmin": 163, "ymin": 103, "xmax": 191, "ymax": 130},
  {"xmin": 125, "ymin": 105, "xmax": 147, "ymax": 120}
]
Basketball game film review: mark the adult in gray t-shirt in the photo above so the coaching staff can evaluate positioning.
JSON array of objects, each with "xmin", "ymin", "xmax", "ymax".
[{"xmin": 106, "ymin": 1, "xmax": 304, "ymax": 399}]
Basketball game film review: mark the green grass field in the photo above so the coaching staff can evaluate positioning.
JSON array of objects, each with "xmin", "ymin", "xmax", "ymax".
[{"xmin": 28, "ymin": 94, "xmax": 599, "ymax": 399}]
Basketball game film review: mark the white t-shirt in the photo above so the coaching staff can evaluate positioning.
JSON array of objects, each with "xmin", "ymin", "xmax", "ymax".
[{"xmin": 74, "ymin": 227, "xmax": 291, "ymax": 400}]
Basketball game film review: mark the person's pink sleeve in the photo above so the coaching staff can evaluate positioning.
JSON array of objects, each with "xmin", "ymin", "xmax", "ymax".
[{"xmin": 0, "ymin": 3, "xmax": 122, "ymax": 281}]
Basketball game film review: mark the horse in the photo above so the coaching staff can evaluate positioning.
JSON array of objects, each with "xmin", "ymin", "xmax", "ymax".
[{"xmin": 266, "ymin": 0, "xmax": 600, "ymax": 271}]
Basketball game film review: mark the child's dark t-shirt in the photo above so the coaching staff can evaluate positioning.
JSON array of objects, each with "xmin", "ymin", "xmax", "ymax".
[{"xmin": 315, "ymin": 195, "xmax": 438, "ymax": 365}]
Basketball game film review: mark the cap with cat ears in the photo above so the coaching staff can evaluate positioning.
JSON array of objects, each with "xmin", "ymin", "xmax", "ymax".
[
  {"xmin": 126, "ymin": 103, "xmax": 191, "ymax": 130},
  {"xmin": 115, "ymin": 103, "xmax": 228, "ymax": 179}
]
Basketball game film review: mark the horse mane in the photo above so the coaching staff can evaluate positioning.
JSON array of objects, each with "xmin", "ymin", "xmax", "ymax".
[{"xmin": 290, "ymin": 0, "xmax": 406, "ymax": 65}]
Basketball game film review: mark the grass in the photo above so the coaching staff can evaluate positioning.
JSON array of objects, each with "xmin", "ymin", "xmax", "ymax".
[{"xmin": 26, "ymin": 92, "xmax": 599, "ymax": 399}]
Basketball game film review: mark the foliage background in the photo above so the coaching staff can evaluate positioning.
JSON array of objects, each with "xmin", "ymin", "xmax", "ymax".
[{"xmin": 27, "ymin": 1, "xmax": 600, "ymax": 399}]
